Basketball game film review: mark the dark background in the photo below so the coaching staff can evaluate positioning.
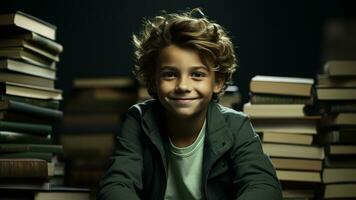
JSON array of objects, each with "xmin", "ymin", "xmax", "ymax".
[{"xmin": 1, "ymin": 0, "xmax": 355, "ymax": 103}]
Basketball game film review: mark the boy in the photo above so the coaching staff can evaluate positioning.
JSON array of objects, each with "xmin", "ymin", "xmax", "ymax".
[{"xmin": 98, "ymin": 8, "xmax": 282, "ymax": 200}]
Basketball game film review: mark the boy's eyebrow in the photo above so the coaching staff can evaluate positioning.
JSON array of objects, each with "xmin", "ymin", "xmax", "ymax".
[
  {"xmin": 159, "ymin": 65, "xmax": 208, "ymax": 70},
  {"xmin": 159, "ymin": 66, "xmax": 177, "ymax": 70}
]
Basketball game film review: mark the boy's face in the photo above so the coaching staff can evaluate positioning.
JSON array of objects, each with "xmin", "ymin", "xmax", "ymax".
[{"xmin": 155, "ymin": 45, "xmax": 223, "ymax": 119}]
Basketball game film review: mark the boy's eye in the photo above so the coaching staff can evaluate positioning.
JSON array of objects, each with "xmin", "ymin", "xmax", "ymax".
[
  {"xmin": 191, "ymin": 71, "xmax": 206, "ymax": 78},
  {"xmin": 161, "ymin": 71, "xmax": 177, "ymax": 79}
]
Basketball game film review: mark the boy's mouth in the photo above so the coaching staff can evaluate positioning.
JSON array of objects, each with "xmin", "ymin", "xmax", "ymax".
[{"xmin": 169, "ymin": 97, "xmax": 198, "ymax": 104}]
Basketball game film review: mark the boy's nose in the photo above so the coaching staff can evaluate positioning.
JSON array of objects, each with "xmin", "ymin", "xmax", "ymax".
[{"xmin": 175, "ymin": 77, "xmax": 191, "ymax": 93}]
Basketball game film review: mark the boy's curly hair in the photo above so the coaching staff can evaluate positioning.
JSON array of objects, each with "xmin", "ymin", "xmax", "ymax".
[{"xmin": 133, "ymin": 8, "xmax": 237, "ymax": 100}]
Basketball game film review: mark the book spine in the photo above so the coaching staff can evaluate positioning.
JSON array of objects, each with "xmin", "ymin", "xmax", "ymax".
[
  {"xmin": 0, "ymin": 111, "xmax": 49, "ymax": 124},
  {"xmin": 0, "ymin": 152, "xmax": 52, "ymax": 162},
  {"xmin": 30, "ymin": 33, "xmax": 63, "ymax": 53},
  {"xmin": 251, "ymin": 94, "xmax": 312, "ymax": 104},
  {"xmin": 0, "ymin": 94, "xmax": 60, "ymax": 109},
  {"xmin": 0, "ymin": 121, "xmax": 52, "ymax": 136},
  {"xmin": 7, "ymin": 100, "xmax": 62, "ymax": 120},
  {"xmin": 0, "ymin": 159, "xmax": 48, "ymax": 178},
  {"xmin": 0, "ymin": 131, "xmax": 51, "ymax": 144},
  {"xmin": 0, "ymin": 144, "xmax": 63, "ymax": 154},
  {"xmin": 329, "ymin": 104, "xmax": 356, "ymax": 113}
]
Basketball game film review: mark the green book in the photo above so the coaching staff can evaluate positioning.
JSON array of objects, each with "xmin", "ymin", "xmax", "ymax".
[
  {"xmin": 250, "ymin": 93, "xmax": 313, "ymax": 104},
  {"xmin": 0, "ymin": 144, "xmax": 63, "ymax": 154},
  {"xmin": 0, "ymin": 99, "xmax": 63, "ymax": 121},
  {"xmin": 0, "ymin": 94, "xmax": 60, "ymax": 109},
  {"xmin": 0, "ymin": 152, "xmax": 52, "ymax": 162},
  {"xmin": 0, "ymin": 131, "xmax": 51, "ymax": 144},
  {"xmin": 1, "ymin": 111, "xmax": 49, "ymax": 124},
  {"xmin": 0, "ymin": 121, "xmax": 51, "ymax": 136}
]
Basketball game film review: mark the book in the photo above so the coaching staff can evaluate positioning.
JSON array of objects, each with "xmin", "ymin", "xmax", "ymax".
[
  {"xmin": 0, "ymin": 144, "xmax": 63, "ymax": 154},
  {"xmin": 60, "ymin": 125, "xmax": 120, "ymax": 135},
  {"xmin": 64, "ymin": 99, "xmax": 135, "ymax": 114},
  {"xmin": 69, "ymin": 87, "xmax": 137, "ymax": 103},
  {"xmin": 0, "ymin": 31, "xmax": 63, "ymax": 53},
  {"xmin": 243, "ymin": 103, "xmax": 320, "ymax": 119},
  {"xmin": 326, "ymin": 144, "xmax": 356, "ymax": 155},
  {"xmin": 0, "ymin": 179, "xmax": 50, "ymax": 190},
  {"xmin": 262, "ymin": 143, "xmax": 324, "ymax": 159},
  {"xmin": 316, "ymin": 129, "xmax": 356, "ymax": 144},
  {"xmin": 67, "ymin": 167, "xmax": 105, "ymax": 187},
  {"xmin": 0, "ymin": 111, "xmax": 51, "ymax": 124},
  {"xmin": 323, "ymin": 183, "xmax": 356, "ymax": 198},
  {"xmin": 318, "ymin": 101, "xmax": 356, "ymax": 114},
  {"xmin": 218, "ymin": 85, "xmax": 241, "ymax": 108},
  {"xmin": 0, "ymin": 158, "xmax": 49, "ymax": 178},
  {"xmin": 0, "ymin": 58, "xmax": 56, "ymax": 79},
  {"xmin": 34, "ymin": 188, "xmax": 90, "ymax": 200},
  {"xmin": 322, "ymin": 168, "xmax": 356, "ymax": 183},
  {"xmin": 0, "ymin": 94, "xmax": 60, "ymax": 109},
  {"xmin": 316, "ymin": 87, "xmax": 356, "ymax": 100},
  {"xmin": 0, "ymin": 187, "xmax": 90, "ymax": 200},
  {"xmin": 271, "ymin": 157, "xmax": 322, "ymax": 171},
  {"xmin": 60, "ymin": 133, "xmax": 114, "ymax": 159},
  {"xmin": 251, "ymin": 119, "xmax": 318, "ymax": 134},
  {"xmin": 324, "ymin": 156, "xmax": 356, "ymax": 168},
  {"xmin": 276, "ymin": 170, "xmax": 321, "ymax": 182},
  {"xmin": 250, "ymin": 75, "xmax": 314, "ymax": 97},
  {"xmin": 0, "ymin": 72, "xmax": 55, "ymax": 88},
  {"xmin": 259, "ymin": 132, "xmax": 313, "ymax": 145},
  {"xmin": 323, "ymin": 60, "xmax": 356, "ymax": 76},
  {"xmin": 317, "ymin": 74, "xmax": 356, "ymax": 87},
  {"xmin": 250, "ymin": 93, "xmax": 312, "ymax": 105},
  {"xmin": 0, "ymin": 131, "xmax": 51, "ymax": 144},
  {"xmin": 74, "ymin": 76, "xmax": 136, "ymax": 88},
  {"xmin": 0, "ymin": 39, "xmax": 60, "ymax": 61},
  {"xmin": 0, "ymin": 99, "xmax": 62, "ymax": 120},
  {"xmin": 282, "ymin": 190, "xmax": 314, "ymax": 199},
  {"xmin": 138, "ymin": 85, "xmax": 151, "ymax": 102},
  {"xmin": 62, "ymin": 113, "xmax": 122, "ymax": 126},
  {"xmin": 0, "ymin": 47, "xmax": 55, "ymax": 68},
  {"xmin": 0, "ymin": 121, "xmax": 51, "ymax": 136},
  {"xmin": 0, "ymin": 11, "xmax": 56, "ymax": 40},
  {"xmin": 321, "ymin": 113, "xmax": 356, "ymax": 126},
  {"xmin": 219, "ymin": 95, "xmax": 240, "ymax": 108},
  {"xmin": 0, "ymin": 152, "xmax": 52, "ymax": 162},
  {"xmin": 0, "ymin": 82, "xmax": 62, "ymax": 100}
]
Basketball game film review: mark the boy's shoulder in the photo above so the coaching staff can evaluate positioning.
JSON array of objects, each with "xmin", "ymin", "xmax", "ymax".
[
  {"xmin": 126, "ymin": 99, "xmax": 157, "ymax": 119},
  {"xmin": 215, "ymin": 103, "xmax": 247, "ymax": 119},
  {"xmin": 212, "ymin": 103, "xmax": 249, "ymax": 129}
]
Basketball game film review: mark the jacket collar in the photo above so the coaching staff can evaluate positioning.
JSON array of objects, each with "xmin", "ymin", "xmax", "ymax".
[
  {"xmin": 202, "ymin": 102, "xmax": 234, "ymax": 184},
  {"xmin": 140, "ymin": 100, "xmax": 234, "ymax": 173},
  {"xmin": 205, "ymin": 102, "xmax": 234, "ymax": 155},
  {"xmin": 141, "ymin": 101, "xmax": 169, "ymax": 172}
]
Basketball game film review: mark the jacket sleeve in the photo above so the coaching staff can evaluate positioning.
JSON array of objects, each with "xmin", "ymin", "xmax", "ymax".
[
  {"xmin": 97, "ymin": 111, "xmax": 144, "ymax": 200},
  {"xmin": 231, "ymin": 116, "xmax": 283, "ymax": 200}
]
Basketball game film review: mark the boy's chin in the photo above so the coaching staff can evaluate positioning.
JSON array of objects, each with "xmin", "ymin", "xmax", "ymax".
[{"xmin": 167, "ymin": 107, "xmax": 204, "ymax": 119}]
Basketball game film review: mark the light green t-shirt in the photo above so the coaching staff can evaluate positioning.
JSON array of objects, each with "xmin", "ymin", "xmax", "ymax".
[{"xmin": 164, "ymin": 120, "xmax": 206, "ymax": 200}]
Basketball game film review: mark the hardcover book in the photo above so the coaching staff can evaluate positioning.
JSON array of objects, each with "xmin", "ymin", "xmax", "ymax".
[{"xmin": 0, "ymin": 11, "xmax": 56, "ymax": 40}]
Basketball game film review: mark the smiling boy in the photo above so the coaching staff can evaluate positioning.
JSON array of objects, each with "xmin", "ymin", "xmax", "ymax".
[{"xmin": 98, "ymin": 8, "xmax": 282, "ymax": 200}]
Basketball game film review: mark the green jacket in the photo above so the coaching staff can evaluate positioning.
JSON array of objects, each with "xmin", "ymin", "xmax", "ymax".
[{"xmin": 97, "ymin": 100, "xmax": 282, "ymax": 200}]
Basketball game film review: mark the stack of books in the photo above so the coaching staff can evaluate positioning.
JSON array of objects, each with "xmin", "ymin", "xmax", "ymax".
[
  {"xmin": 219, "ymin": 84, "xmax": 241, "ymax": 110},
  {"xmin": 0, "ymin": 11, "xmax": 89, "ymax": 199},
  {"xmin": 138, "ymin": 84, "xmax": 151, "ymax": 102},
  {"xmin": 60, "ymin": 76, "xmax": 137, "ymax": 193},
  {"xmin": 244, "ymin": 75, "xmax": 323, "ymax": 200},
  {"xmin": 315, "ymin": 60, "xmax": 356, "ymax": 199}
]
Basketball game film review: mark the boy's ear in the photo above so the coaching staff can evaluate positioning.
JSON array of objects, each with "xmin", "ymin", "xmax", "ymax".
[{"xmin": 213, "ymin": 78, "xmax": 224, "ymax": 93}]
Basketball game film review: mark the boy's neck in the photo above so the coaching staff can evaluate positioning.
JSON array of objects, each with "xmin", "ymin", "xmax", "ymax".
[{"xmin": 164, "ymin": 110, "xmax": 207, "ymax": 148}]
